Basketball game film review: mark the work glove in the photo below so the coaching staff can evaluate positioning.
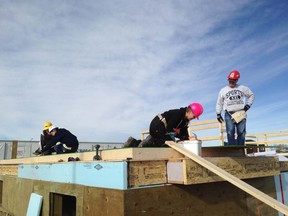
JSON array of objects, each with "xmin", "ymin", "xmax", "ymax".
[
  {"xmin": 217, "ymin": 114, "xmax": 224, "ymax": 123},
  {"xmin": 244, "ymin": 105, "xmax": 250, "ymax": 112}
]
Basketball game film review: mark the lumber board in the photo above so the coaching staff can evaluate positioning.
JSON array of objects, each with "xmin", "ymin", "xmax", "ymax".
[
  {"xmin": 166, "ymin": 141, "xmax": 288, "ymax": 215},
  {"xmin": 202, "ymin": 146, "xmax": 245, "ymax": 157},
  {"xmin": 0, "ymin": 165, "xmax": 18, "ymax": 176},
  {"xmin": 128, "ymin": 160, "xmax": 167, "ymax": 187},
  {"xmin": 0, "ymin": 148, "xmax": 183, "ymax": 165}
]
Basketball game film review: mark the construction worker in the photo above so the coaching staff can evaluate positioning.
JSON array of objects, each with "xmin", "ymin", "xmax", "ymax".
[
  {"xmin": 41, "ymin": 125, "xmax": 79, "ymax": 154},
  {"xmin": 216, "ymin": 70, "xmax": 255, "ymax": 145},
  {"xmin": 138, "ymin": 103, "xmax": 204, "ymax": 147},
  {"xmin": 33, "ymin": 121, "xmax": 53, "ymax": 155}
]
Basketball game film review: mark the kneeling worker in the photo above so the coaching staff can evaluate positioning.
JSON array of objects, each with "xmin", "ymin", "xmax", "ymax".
[
  {"xmin": 41, "ymin": 125, "xmax": 79, "ymax": 154},
  {"xmin": 138, "ymin": 102, "xmax": 204, "ymax": 147}
]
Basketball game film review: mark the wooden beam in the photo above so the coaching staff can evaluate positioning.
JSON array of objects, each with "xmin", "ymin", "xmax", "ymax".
[
  {"xmin": 0, "ymin": 148, "xmax": 183, "ymax": 165},
  {"xmin": 11, "ymin": 141, "xmax": 18, "ymax": 159},
  {"xmin": 166, "ymin": 141, "xmax": 288, "ymax": 215}
]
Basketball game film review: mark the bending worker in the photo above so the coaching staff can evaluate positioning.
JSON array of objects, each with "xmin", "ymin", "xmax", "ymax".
[
  {"xmin": 138, "ymin": 103, "xmax": 204, "ymax": 147},
  {"xmin": 34, "ymin": 121, "xmax": 53, "ymax": 155},
  {"xmin": 41, "ymin": 125, "xmax": 79, "ymax": 154},
  {"xmin": 216, "ymin": 70, "xmax": 255, "ymax": 145}
]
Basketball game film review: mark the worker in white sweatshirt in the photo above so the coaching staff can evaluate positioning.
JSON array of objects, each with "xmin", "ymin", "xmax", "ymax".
[{"xmin": 216, "ymin": 70, "xmax": 255, "ymax": 145}]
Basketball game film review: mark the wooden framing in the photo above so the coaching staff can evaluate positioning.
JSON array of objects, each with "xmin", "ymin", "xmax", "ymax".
[
  {"xmin": 166, "ymin": 141, "xmax": 288, "ymax": 215},
  {"xmin": 0, "ymin": 175, "xmax": 280, "ymax": 216},
  {"xmin": 168, "ymin": 157, "xmax": 280, "ymax": 184},
  {"xmin": 0, "ymin": 148, "xmax": 183, "ymax": 165},
  {"xmin": 128, "ymin": 160, "xmax": 167, "ymax": 187},
  {"xmin": 141, "ymin": 119, "xmax": 288, "ymax": 148}
]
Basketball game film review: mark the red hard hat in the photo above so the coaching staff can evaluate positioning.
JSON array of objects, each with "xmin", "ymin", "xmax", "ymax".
[{"xmin": 227, "ymin": 70, "xmax": 240, "ymax": 80}]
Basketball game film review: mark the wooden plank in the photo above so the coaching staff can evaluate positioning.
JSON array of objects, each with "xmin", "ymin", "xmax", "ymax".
[
  {"xmin": 202, "ymin": 146, "xmax": 245, "ymax": 157},
  {"xmin": 11, "ymin": 141, "xmax": 18, "ymax": 159},
  {"xmin": 0, "ymin": 148, "xmax": 183, "ymax": 165},
  {"xmin": 189, "ymin": 119, "xmax": 218, "ymax": 126},
  {"xmin": 0, "ymin": 165, "xmax": 18, "ymax": 175},
  {"xmin": 166, "ymin": 141, "xmax": 288, "ymax": 215},
  {"xmin": 128, "ymin": 160, "xmax": 167, "ymax": 187}
]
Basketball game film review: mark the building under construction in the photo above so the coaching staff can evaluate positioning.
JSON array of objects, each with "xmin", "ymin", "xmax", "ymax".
[{"xmin": 0, "ymin": 120, "xmax": 288, "ymax": 216}]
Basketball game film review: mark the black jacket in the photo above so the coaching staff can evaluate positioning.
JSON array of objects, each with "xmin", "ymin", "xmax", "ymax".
[
  {"xmin": 40, "ymin": 130, "xmax": 53, "ymax": 149},
  {"xmin": 161, "ymin": 107, "xmax": 189, "ymax": 140},
  {"xmin": 42, "ymin": 128, "xmax": 79, "ymax": 152}
]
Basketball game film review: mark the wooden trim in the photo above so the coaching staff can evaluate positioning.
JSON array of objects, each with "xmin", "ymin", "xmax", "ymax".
[
  {"xmin": 11, "ymin": 141, "xmax": 18, "ymax": 159},
  {"xmin": 166, "ymin": 141, "xmax": 288, "ymax": 215}
]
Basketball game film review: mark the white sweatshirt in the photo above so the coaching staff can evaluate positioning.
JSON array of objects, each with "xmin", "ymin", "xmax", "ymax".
[{"xmin": 216, "ymin": 84, "xmax": 255, "ymax": 114}]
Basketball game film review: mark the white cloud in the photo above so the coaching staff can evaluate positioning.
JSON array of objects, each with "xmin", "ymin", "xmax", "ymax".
[{"xmin": 0, "ymin": 0, "xmax": 287, "ymax": 143}]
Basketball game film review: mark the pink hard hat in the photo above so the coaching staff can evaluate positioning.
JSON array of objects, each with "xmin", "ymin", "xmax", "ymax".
[{"xmin": 189, "ymin": 103, "xmax": 204, "ymax": 120}]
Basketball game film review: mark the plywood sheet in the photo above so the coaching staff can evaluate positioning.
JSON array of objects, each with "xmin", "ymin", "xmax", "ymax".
[
  {"xmin": 83, "ymin": 187, "xmax": 124, "ymax": 216},
  {"xmin": 183, "ymin": 157, "xmax": 280, "ymax": 184},
  {"xmin": 128, "ymin": 161, "xmax": 167, "ymax": 187},
  {"xmin": 2, "ymin": 176, "xmax": 34, "ymax": 216},
  {"xmin": 124, "ymin": 183, "xmax": 248, "ymax": 216}
]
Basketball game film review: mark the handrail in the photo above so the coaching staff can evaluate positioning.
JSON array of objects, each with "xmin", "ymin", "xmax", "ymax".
[{"xmin": 140, "ymin": 119, "xmax": 288, "ymax": 147}]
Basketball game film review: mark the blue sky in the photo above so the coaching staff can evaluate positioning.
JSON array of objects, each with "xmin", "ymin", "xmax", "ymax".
[{"xmin": 0, "ymin": 0, "xmax": 287, "ymax": 143}]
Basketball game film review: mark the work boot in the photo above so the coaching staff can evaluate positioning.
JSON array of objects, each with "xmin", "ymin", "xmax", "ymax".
[
  {"xmin": 138, "ymin": 135, "xmax": 155, "ymax": 147},
  {"xmin": 33, "ymin": 148, "xmax": 41, "ymax": 155},
  {"xmin": 68, "ymin": 157, "xmax": 75, "ymax": 162},
  {"xmin": 123, "ymin": 137, "xmax": 141, "ymax": 147}
]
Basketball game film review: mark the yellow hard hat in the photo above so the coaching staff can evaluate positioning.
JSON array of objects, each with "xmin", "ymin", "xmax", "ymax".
[{"xmin": 43, "ymin": 121, "xmax": 52, "ymax": 130}]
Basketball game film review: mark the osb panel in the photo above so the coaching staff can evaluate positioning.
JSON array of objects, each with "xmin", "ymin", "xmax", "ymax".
[
  {"xmin": 2, "ymin": 176, "xmax": 34, "ymax": 216},
  {"xmin": 183, "ymin": 157, "xmax": 280, "ymax": 184},
  {"xmin": 1, "ymin": 176, "xmax": 85, "ymax": 216},
  {"xmin": 0, "ymin": 166, "xmax": 18, "ymax": 176},
  {"xmin": 245, "ymin": 177, "xmax": 278, "ymax": 216},
  {"xmin": 33, "ymin": 180, "xmax": 85, "ymax": 216},
  {"xmin": 128, "ymin": 161, "xmax": 167, "ymax": 187},
  {"xmin": 279, "ymin": 161, "xmax": 288, "ymax": 172},
  {"xmin": 83, "ymin": 187, "xmax": 124, "ymax": 216},
  {"xmin": 124, "ymin": 182, "xmax": 248, "ymax": 216}
]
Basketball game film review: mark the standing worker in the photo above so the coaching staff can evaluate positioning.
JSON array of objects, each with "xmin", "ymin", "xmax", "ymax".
[
  {"xmin": 41, "ymin": 125, "xmax": 79, "ymax": 154},
  {"xmin": 216, "ymin": 70, "xmax": 255, "ymax": 145},
  {"xmin": 138, "ymin": 103, "xmax": 204, "ymax": 147}
]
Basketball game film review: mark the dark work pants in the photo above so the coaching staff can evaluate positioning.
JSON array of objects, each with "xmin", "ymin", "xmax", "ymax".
[{"xmin": 149, "ymin": 116, "xmax": 173, "ymax": 146}]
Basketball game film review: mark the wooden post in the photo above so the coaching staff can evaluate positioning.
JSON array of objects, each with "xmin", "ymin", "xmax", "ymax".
[
  {"xmin": 166, "ymin": 141, "xmax": 288, "ymax": 215},
  {"xmin": 11, "ymin": 140, "xmax": 18, "ymax": 159}
]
